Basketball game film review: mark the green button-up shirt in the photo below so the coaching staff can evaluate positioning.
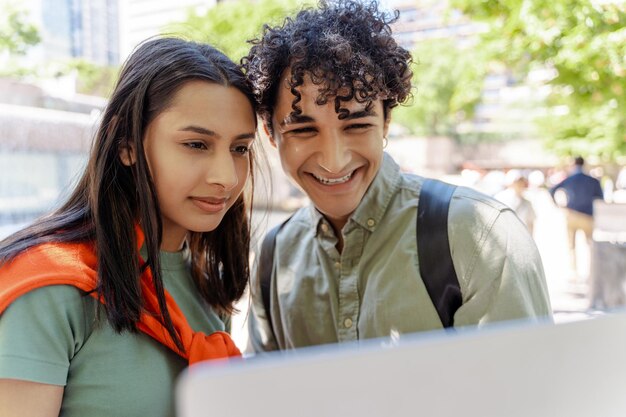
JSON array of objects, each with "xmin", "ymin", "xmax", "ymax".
[{"xmin": 249, "ymin": 154, "xmax": 552, "ymax": 352}]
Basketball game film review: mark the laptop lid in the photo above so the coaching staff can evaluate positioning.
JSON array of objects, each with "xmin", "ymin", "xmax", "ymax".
[{"xmin": 177, "ymin": 314, "xmax": 626, "ymax": 417}]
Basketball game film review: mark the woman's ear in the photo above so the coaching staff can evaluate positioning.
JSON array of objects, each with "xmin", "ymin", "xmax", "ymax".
[
  {"xmin": 109, "ymin": 115, "xmax": 136, "ymax": 166},
  {"xmin": 119, "ymin": 141, "xmax": 136, "ymax": 166}
]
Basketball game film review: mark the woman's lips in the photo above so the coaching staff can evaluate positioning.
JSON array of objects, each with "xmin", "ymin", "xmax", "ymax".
[{"xmin": 190, "ymin": 196, "xmax": 228, "ymax": 213}]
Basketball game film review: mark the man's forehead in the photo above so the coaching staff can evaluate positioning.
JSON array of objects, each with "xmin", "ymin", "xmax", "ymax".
[
  {"xmin": 280, "ymin": 71, "xmax": 349, "ymax": 97},
  {"xmin": 279, "ymin": 76, "xmax": 377, "ymax": 110}
]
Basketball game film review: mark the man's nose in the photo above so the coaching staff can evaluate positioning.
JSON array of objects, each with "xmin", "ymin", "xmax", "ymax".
[{"xmin": 317, "ymin": 133, "xmax": 351, "ymax": 174}]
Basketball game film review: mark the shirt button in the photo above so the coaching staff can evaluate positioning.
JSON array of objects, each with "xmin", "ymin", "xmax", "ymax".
[
  {"xmin": 320, "ymin": 223, "xmax": 329, "ymax": 233},
  {"xmin": 344, "ymin": 318, "xmax": 353, "ymax": 328},
  {"xmin": 334, "ymin": 261, "xmax": 341, "ymax": 269},
  {"xmin": 367, "ymin": 218, "xmax": 376, "ymax": 227}
]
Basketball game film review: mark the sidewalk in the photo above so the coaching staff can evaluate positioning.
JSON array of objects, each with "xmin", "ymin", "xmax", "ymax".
[{"xmin": 527, "ymin": 187, "xmax": 603, "ymax": 323}]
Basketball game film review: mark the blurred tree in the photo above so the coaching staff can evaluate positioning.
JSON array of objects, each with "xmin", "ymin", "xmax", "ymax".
[
  {"xmin": 393, "ymin": 38, "xmax": 487, "ymax": 141},
  {"xmin": 64, "ymin": 59, "xmax": 118, "ymax": 98},
  {"xmin": 0, "ymin": 1, "xmax": 117, "ymax": 98},
  {"xmin": 170, "ymin": 0, "xmax": 309, "ymax": 62},
  {"xmin": 450, "ymin": 0, "xmax": 626, "ymax": 159},
  {"xmin": 0, "ymin": 1, "xmax": 40, "ymax": 55}
]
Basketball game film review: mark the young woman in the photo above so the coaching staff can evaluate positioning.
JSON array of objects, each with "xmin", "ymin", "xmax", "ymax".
[{"xmin": 0, "ymin": 37, "xmax": 257, "ymax": 417}]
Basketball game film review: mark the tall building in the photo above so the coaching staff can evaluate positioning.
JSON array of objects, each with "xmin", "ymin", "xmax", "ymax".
[
  {"xmin": 118, "ymin": 0, "xmax": 218, "ymax": 61},
  {"xmin": 19, "ymin": 0, "xmax": 119, "ymax": 65},
  {"xmin": 76, "ymin": 0, "xmax": 120, "ymax": 65},
  {"xmin": 387, "ymin": 0, "xmax": 485, "ymax": 51},
  {"xmin": 39, "ymin": 0, "xmax": 77, "ymax": 59}
]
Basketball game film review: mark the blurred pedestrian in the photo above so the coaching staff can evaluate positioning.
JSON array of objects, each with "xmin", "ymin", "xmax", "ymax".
[
  {"xmin": 495, "ymin": 170, "xmax": 536, "ymax": 236},
  {"xmin": 614, "ymin": 166, "xmax": 626, "ymax": 203},
  {"xmin": 549, "ymin": 156, "xmax": 604, "ymax": 279}
]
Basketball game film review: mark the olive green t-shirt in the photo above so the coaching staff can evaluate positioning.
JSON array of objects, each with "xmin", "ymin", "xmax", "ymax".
[{"xmin": 0, "ymin": 248, "xmax": 229, "ymax": 417}]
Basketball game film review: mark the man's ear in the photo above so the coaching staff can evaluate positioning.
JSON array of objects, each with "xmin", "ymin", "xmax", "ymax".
[
  {"xmin": 262, "ymin": 122, "xmax": 277, "ymax": 148},
  {"xmin": 118, "ymin": 140, "xmax": 137, "ymax": 166}
]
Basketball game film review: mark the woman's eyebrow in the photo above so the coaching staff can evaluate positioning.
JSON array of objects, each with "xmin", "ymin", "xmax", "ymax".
[
  {"xmin": 179, "ymin": 125, "xmax": 255, "ymax": 140},
  {"xmin": 179, "ymin": 125, "xmax": 216, "ymax": 136}
]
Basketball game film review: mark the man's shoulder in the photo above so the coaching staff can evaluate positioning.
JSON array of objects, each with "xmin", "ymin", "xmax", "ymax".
[
  {"xmin": 447, "ymin": 184, "xmax": 512, "ymax": 231},
  {"xmin": 394, "ymin": 174, "xmax": 510, "ymax": 222},
  {"xmin": 582, "ymin": 172, "xmax": 601, "ymax": 184},
  {"xmin": 452, "ymin": 185, "xmax": 510, "ymax": 210}
]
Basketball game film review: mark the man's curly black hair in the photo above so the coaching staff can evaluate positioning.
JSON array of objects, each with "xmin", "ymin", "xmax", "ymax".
[{"xmin": 242, "ymin": 0, "xmax": 413, "ymax": 135}]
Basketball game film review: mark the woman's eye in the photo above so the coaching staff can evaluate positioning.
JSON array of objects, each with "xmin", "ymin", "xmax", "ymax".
[
  {"xmin": 232, "ymin": 145, "xmax": 250, "ymax": 155},
  {"xmin": 184, "ymin": 141, "xmax": 207, "ymax": 150}
]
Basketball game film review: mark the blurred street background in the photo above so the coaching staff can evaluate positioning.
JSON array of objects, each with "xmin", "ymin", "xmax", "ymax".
[{"xmin": 1, "ymin": 0, "xmax": 625, "ymax": 350}]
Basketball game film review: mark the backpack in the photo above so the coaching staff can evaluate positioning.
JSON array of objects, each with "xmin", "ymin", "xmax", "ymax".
[{"xmin": 257, "ymin": 178, "xmax": 462, "ymax": 340}]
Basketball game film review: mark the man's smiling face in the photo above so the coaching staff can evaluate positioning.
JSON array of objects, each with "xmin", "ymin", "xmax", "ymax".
[{"xmin": 270, "ymin": 72, "xmax": 389, "ymax": 232}]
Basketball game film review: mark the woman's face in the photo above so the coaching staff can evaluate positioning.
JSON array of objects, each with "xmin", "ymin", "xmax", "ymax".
[{"xmin": 139, "ymin": 80, "xmax": 256, "ymax": 251}]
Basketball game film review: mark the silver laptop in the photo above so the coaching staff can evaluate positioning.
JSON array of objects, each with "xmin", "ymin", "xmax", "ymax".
[{"xmin": 177, "ymin": 313, "xmax": 626, "ymax": 417}]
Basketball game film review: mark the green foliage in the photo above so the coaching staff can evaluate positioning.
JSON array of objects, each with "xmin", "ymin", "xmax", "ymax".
[
  {"xmin": 393, "ymin": 38, "xmax": 487, "ymax": 140},
  {"xmin": 168, "ymin": 0, "xmax": 310, "ymax": 62},
  {"xmin": 0, "ymin": 1, "xmax": 40, "ymax": 55},
  {"xmin": 450, "ymin": 0, "xmax": 626, "ymax": 159},
  {"xmin": 64, "ymin": 59, "xmax": 119, "ymax": 98}
]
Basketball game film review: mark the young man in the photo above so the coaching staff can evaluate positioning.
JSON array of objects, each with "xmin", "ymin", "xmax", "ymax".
[{"xmin": 243, "ymin": 0, "xmax": 552, "ymax": 352}]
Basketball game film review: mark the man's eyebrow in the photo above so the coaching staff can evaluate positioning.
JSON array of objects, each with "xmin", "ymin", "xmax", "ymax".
[
  {"xmin": 179, "ymin": 125, "xmax": 255, "ymax": 140},
  {"xmin": 279, "ymin": 108, "xmax": 378, "ymax": 127},
  {"xmin": 343, "ymin": 109, "xmax": 378, "ymax": 120},
  {"xmin": 279, "ymin": 113, "xmax": 314, "ymax": 127}
]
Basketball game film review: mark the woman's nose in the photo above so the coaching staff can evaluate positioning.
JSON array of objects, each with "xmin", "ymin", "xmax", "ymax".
[{"xmin": 206, "ymin": 153, "xmax": 239, "ymax": 191}]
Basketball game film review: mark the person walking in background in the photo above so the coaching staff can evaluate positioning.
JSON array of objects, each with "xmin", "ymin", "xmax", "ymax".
[
  {"xmin": 495, "ymin": 170, "xmax": 536, "ymax": 236},
  {"xmin": 550, "ymin": 156, "xmax": 604, "ymax": 280},
  {"xmin": 243, "ymin": 0, "xmax": 552, "ymax": 353},
  {"xmin": 0, "ymin": 37, "xmax": 256, "ymax": 417}
]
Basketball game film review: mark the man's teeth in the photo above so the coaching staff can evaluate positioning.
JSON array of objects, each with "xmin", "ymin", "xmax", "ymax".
[{"xmin": 312, "ymin": 171, "xmax": 353, "ymax": 185}]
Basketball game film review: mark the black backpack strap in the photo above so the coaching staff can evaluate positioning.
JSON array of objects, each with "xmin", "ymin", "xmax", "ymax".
[
  {"xmin": 258, "ymin": 216, "xmax": 292, "ymax": 340},
  {"xmin": 417, "ymin": 178, "xmax": 462, "ymax": 328}
]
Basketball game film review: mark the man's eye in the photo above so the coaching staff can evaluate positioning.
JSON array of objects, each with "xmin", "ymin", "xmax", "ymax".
[
  {"xmin": 347, "ymin": 124, "xmax": 372, "ymax": 130},
  {"xmin": 287, "ymin": 127, "xmax": 316, "ymax": 135},
  {"xmin": 184, "ymin": 141, "xmax": 207, "ymax": 150}
]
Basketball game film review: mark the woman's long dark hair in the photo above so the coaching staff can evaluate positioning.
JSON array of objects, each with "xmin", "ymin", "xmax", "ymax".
[{"xmin": 0, "ymin": 37, "xmax": 256, "ymax": 352}]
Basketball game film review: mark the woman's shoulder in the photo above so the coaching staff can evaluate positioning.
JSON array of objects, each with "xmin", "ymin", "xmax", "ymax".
[
  {"xmin": 0, "ymin": 240, "xmax": 98, "ymax": 314},
  {"xmin": 2, "ymin": 284, "xmax": 93, "ymax": 324}
]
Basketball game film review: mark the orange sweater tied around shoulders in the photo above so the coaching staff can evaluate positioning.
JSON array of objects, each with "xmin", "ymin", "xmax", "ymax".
[{"xmin": 0, "ymin": 227, "xmax": 241, "ymax": 365}]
